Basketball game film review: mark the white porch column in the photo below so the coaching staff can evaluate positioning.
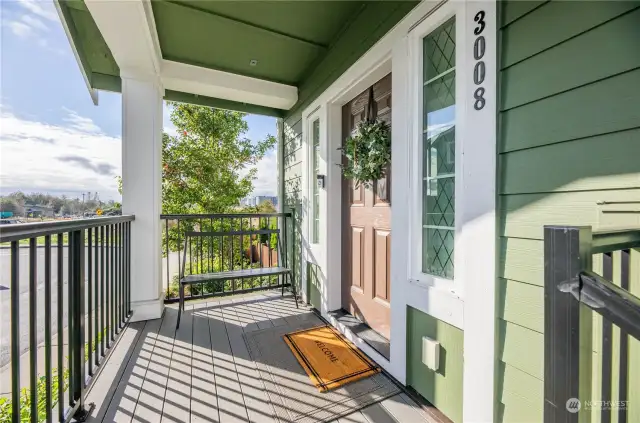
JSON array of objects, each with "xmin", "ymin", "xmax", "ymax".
[{"xmin": 121, "ymin": 73, "xmax": 164, "ymax": 322}]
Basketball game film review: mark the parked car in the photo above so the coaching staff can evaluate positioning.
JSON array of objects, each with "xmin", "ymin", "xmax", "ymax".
[{"xmin": 0, "ymin": 219, "xmax": 24, "ymax": 225}]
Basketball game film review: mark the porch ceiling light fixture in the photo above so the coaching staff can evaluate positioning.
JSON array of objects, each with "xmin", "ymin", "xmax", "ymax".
[{"xmin": 249, "ymin": 59, "xmax": 258, "ymax": 66}]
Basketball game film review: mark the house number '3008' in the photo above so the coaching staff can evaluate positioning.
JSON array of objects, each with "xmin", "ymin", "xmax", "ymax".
[{"xmin": 473, "ymin": 10, "xmax": 486, "ymax": 110}]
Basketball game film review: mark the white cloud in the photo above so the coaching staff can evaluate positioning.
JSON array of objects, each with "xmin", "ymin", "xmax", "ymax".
[
  {"xmin": 3, "ymin": 0, "xmax": 65, "ymax": 54},
  {"xmin": 16, "ymin": 0, "xmax": 58, "ymax": 22},
  {"xmin": 62, "ymin": 108, "xmax": 102, "ymax": 134},
  {"xmin": 21, "ymin": 14, "xmax": 48, "ymax": 31},
  {"xmin": 246, "ymin": 150, "xmax": 278, "ymax": 197},
  {"xmin": 0, "ymin": 110, "xmax": 122, "ymax": 201},
  {"xmin": 7, "ymin": 20, "xmax": 32, "ymax": 38}
]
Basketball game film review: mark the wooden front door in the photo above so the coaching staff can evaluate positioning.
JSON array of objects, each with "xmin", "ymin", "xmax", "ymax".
[{"xmin": 341, "ymin": 73, "xmax": 392, "ymax": 339}]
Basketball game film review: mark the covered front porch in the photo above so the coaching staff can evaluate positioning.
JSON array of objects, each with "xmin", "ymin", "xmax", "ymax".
[{"xmin": 82, "ymin": 292, "xmax": 434, "ymax": 423}]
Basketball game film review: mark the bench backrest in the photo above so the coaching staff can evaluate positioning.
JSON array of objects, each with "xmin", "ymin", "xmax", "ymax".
[{"xmin": 180, "ymin": 227, "xmax": 283, "ymax": 278}]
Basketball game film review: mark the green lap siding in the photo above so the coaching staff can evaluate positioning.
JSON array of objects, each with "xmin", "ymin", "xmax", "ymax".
[
  {"xmin": 282, "ymin": 112, "xmax": 303, "ymax": 293},
  {"xmin": 407, "ymin": 307, "xmax": 464, "ymax": 423},
  {"xmin": 497, "ymin": 1, "xmax": 640, "ymax": 422}
]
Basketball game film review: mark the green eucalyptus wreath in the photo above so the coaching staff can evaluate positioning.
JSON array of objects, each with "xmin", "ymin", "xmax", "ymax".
[{"xmin": 340, "ymin": 119, "xmax": 391, "ymax": 188}]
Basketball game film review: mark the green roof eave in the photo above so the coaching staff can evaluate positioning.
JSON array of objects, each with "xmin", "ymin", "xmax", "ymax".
[{"xmin": 55, "ymin": 0, "xmax": 99, "ymax": 104}]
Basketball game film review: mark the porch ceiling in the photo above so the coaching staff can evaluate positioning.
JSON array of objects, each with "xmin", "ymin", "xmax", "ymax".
[
  {"xmin": 57, "ymin": 1, "xmax": 414, "ymax": 116},
  {"xmin": 152, "ymin": 1, "xmax": 363, "ymax": 85}
]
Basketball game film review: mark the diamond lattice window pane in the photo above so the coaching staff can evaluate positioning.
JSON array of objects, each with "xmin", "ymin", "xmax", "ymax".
[
  {"xmin": 422, "ymin": 228, "xmax": 455, "ymax": 279},
  {"xmin": 423, "ymin": 17, "xmax": 456, "ymax": 81},
  {"xmin": 422, "ymin": 17, "xmax": 455, "ymax": 280},
  {"xmin": 423, "ymin": 177, "xmax": 455, "ymax": 227}
]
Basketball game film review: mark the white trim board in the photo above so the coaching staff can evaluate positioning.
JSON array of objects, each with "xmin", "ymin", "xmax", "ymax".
[
  {"xmin": 298, "ymin": 1, "xmax": 497, "ymax": 422},
  {"xmin": 161, "ymin": 61, "xmax": 297, "ymax": 110}
]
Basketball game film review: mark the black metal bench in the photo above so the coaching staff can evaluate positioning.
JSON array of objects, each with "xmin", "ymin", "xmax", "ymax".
[{"xmin": 176, "ymin": 226, "xmax": 298, "ymax": 328}]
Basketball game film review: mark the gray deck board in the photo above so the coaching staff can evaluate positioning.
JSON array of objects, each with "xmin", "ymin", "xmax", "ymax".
[
  {"xmin": 209, "ymin": 301, "xmax": 250, "ymax": 423},
  {"xmin": 86, "ymin": 292, "xmax": 435, "ymax": 423},
  {"xmin": 162, "ymin": 306, "xmax": 194, "ymax": 423},
  {"xmin": 133, "ymin": 308, "xmax": 177, "ymax": 423},
  {"xmin": 191, "ymin": 303, "xmax": 221, "ymax": 423}
]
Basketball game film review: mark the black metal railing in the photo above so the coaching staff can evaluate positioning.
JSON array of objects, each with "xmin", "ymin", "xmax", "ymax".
[
  {"xmin": 544, "ymin": 226, "xmax": 640, "ymax": 423},
  {"xmin": 160, "ymin": 212, "xmax": 294, "ymax": 303},
  {"xmin": 0, "ymin": 215, "xmax": 134, "ymax": 423}
]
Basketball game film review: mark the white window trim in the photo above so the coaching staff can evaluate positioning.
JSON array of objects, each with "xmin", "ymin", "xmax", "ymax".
[
  {"xmin": 301, "ymin": 106, "xmax": 326, "ymax": 306},
  {"xmin": 408, "ymin": 1, "xmax": 466, "ymax": 299},
  {"xmin": 309, "ymin": 115, "xmax": 322, "ymax": 245}
]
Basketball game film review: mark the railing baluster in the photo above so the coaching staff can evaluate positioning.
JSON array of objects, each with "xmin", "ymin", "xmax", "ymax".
[
  {"xmin": 0, "ymin": 217, "xmax": 133, "ymax": 422},
  {"xmin": 240, "ymin": 217, "xmax": 244, "ymax": 291},
  {"xmin": 127, "ymin": 222, "xmax": 132, "ymax": 316},
  {"xmin": 165, "ymin": 219, "xmax": 170, "ymax": 298},
  {"xmin": 177, "ymin": 219, "xmax": 181, "ymax": 297},
  {"xmin": 105, "ymin": 224, "xmax": 110, "ymax": 349},
  {"xmin": 44, "ymin": 235, "xmax": 53, "ymax": 422},
  {"xmin": 29, "ymin": 237, "xmax": 37, "ymax": 423},
  {"xmin": 116, "ymin": 223, "xmax": 120, "ymax": 330},
  {"xmin": 618, "ymin": 250, "xmax": 630, "ymax": 423},
  {"xmin": 95, "ymin": 226, "xmax": 100, "ymax": 366},
  {"xmin": 10, "ymin": 240, "xmax": 20, "ymax": 423},
  {"xmin": 120, "ymin": 222, "xmax": 124, "ymax": 325},
  {"xmin": 57, "ymin": 234, "xmax": 64, "ymax": 422},
  {"xmin": 88, "ymin": 228, "xmax": 93, "ymax": 377},
  {"xmin": 110, "ymin": 224, "xmax": 115, "ymax": 342},
  {"xmin": 67, "ymin": 230, "xmax": 74, "ymax": 408},
  {"xmin": 602, "ymin": 253, "xmax": 613, "ymax": 423},
  {"xmin": 71, "ymin": 228, "xmax": 92, "ymax": 420},
  {"xmin": 101, "ymin": 225, "xmax": 106, "ymax": 354}
]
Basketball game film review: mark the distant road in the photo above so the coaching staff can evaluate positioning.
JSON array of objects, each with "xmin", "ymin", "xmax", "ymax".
[{"xmin": 0, "ymin": 247, "xmax": 181, "ymax": 368}]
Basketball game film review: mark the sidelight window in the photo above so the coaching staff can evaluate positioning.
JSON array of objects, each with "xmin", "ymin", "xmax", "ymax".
[
  {"xmin": 421, "ymin": 17, "xmax": 456, "ymax": 279},
  {"xmin": 312, "ymin": 119, "xmax": 320, "ymax": 244}
]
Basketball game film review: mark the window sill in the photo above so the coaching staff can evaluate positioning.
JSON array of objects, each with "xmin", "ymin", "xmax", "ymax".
[{"xmin": 405, "ymin": 278, "xmax": 464, "ymax": 329}]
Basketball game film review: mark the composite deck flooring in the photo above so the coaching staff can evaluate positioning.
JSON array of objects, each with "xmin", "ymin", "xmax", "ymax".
[{"xmin": 83, "ymin": 291, "xmax": 436, "ymax": 423}]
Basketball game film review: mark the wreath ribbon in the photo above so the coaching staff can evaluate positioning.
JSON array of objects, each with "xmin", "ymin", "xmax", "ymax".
[{"xmin": 354, "ymin": 87, "xmax": 376, "ymax": 171}]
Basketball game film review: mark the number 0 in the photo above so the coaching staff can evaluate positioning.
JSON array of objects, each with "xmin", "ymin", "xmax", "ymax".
[{"xmin": 474, "ymin": 36, "xmax": 485, "ymax": 60}]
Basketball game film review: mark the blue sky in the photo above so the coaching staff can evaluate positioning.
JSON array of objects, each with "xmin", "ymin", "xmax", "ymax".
[{"xmin": 0, "ymin": 0, "xmax": 277, "ymax": 201}]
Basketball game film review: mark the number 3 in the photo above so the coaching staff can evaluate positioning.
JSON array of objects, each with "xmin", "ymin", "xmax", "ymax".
[{"xmin": 474, "ymin": 11, "xmax": 485, "ymax": 36}]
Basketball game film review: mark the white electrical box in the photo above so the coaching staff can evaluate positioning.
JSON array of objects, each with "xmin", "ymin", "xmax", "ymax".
[{"xmin": 421, "ymin": 336, "xmax": 440, "ymax": 371}]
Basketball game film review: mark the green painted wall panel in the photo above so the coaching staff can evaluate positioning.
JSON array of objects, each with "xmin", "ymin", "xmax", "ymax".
[
  {"xmin": 498, "ymin": 279, "xmax": 543, "ymax": 333},
  {"xmin": 497, "ymin": 362, "xmax": 543, "ymax": 423},
  {"xmin": 283, "ymin": 112, "xmax": 303, "ymax": 293},
  {"xmin": 498, "ymin": 2, "xmax": 640, "ymax": 421},
  {"xmin": 501, "ymin": 7, "xmax": 640, "ymax": 109},
  {"xmin": 499, "ymin": 189, "xmax": 640, "ymax": 240},
  {"xmin": 499, "ymin": 238, "xmax": 543, "ymax": 286},
  {"xmin": 501, "ymin": 128, "xmax": 640, "ymax": 194},
  {"xmin": 406, "ymin": 307, "xmax": 464, "ymax": 423},
  {"xmin": 498, "ymin": 319, "xmax": 544, "ymax": 379},
  {"xmin": 501, "ymin": 1, "xmax": 639, "ymax": 69},
  {"xmin": 499, "ymin": 0, "xmax": 547, "ymax": 29},
  {"xmin": 501, "ymin": 69, "xmax": 640, "ymax": 153}
]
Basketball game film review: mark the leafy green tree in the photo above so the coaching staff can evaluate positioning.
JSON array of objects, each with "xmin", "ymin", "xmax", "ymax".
[{"xmin": 162, "ymin": 103, "xmax": 276, "ymax": 214}]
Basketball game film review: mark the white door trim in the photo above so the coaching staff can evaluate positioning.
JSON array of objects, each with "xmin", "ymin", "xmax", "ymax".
[{"xmin": 298, "ymin": 3, "xmax": 497, "ymax": 423}]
